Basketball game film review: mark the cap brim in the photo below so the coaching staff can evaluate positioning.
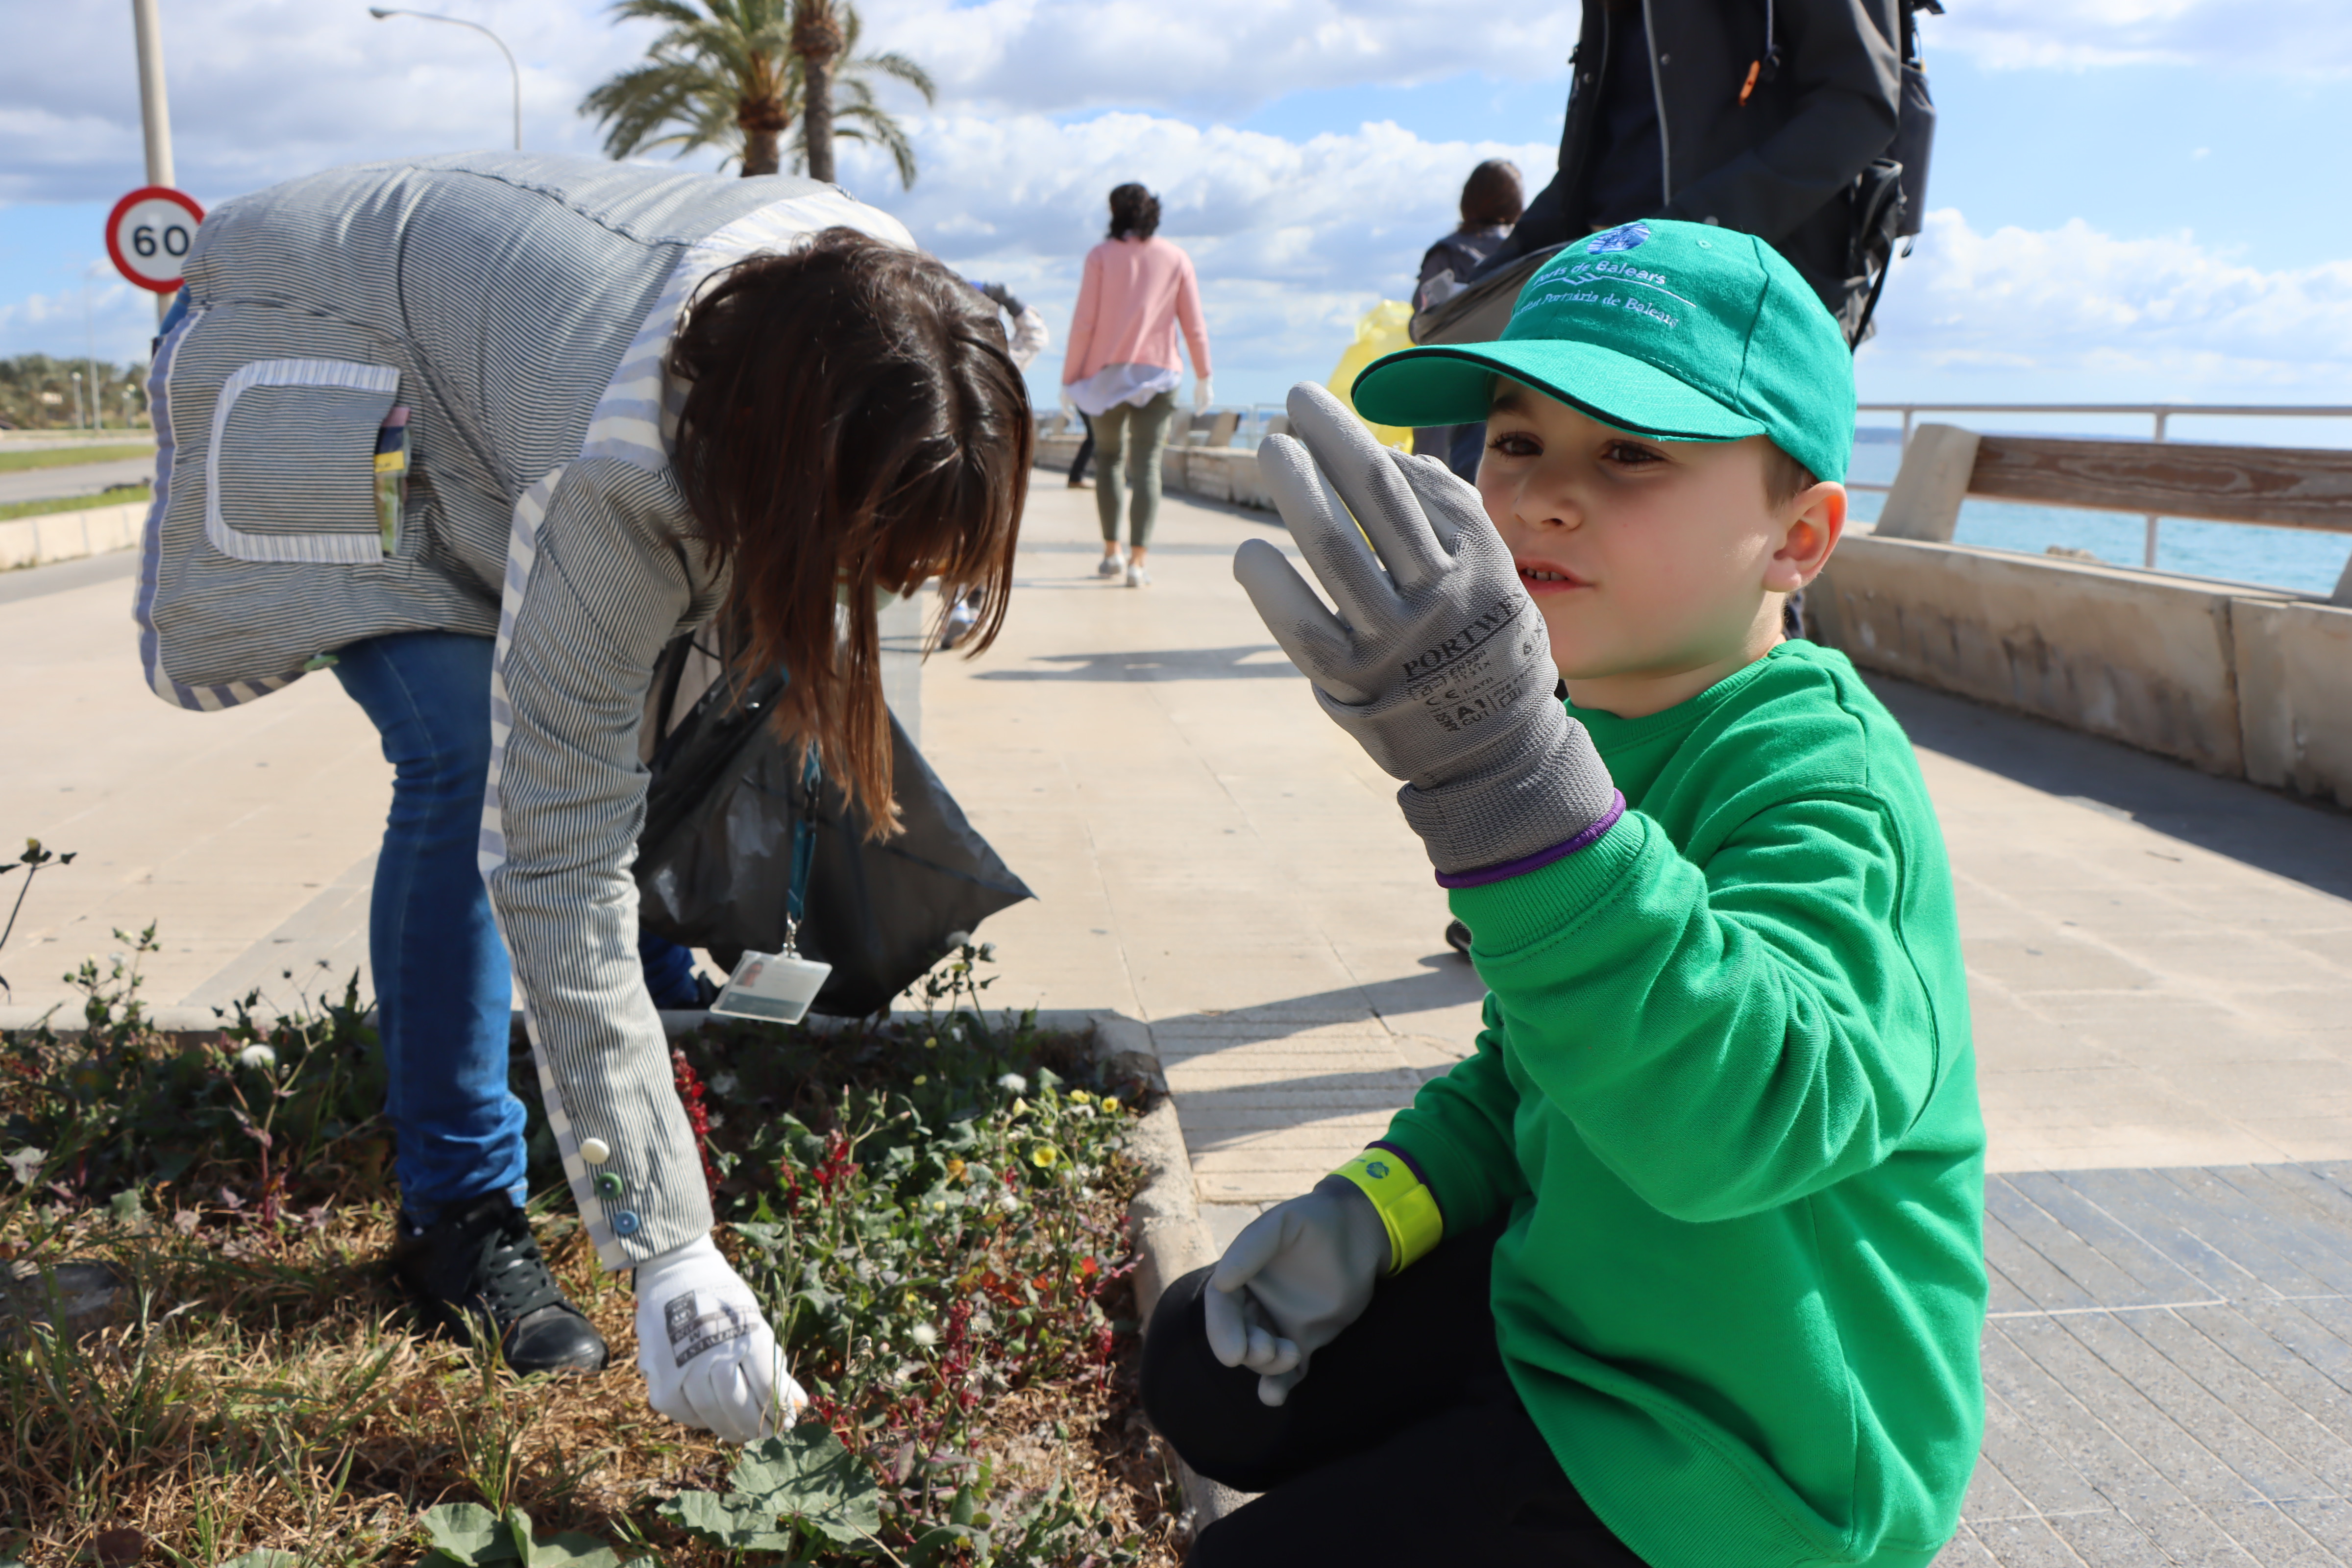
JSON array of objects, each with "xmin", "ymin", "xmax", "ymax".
[{"xmin": 1351, "ymin": 339, "xmax": 1766, "ymax": 445}]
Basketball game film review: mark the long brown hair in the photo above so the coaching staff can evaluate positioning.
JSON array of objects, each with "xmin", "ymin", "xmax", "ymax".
[{"xmin": 667, "ymin": 228, "xmax": 1031, "ymax": 835}]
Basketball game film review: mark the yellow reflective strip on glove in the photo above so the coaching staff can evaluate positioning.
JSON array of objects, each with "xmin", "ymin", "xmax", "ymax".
[{"xmin": 1330, "ymin": 1149, "xmax": 1443, "ymax": 1274}]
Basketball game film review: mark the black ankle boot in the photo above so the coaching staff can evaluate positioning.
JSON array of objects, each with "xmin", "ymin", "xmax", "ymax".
[{"xmin": 391, "ymin": 1193, "xmax": 609, "ymax": 1375}]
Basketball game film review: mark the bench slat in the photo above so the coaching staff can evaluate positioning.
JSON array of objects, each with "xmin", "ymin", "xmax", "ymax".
[{"xmin": 1970, "ymin": 435, "xmax": 2352, "ymax": 533}]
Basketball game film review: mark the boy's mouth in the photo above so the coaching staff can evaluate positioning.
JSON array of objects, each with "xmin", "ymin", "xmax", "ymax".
[{"xmin": 1515, "ymin": 558, "xmax": 1589, "ymax": 594}]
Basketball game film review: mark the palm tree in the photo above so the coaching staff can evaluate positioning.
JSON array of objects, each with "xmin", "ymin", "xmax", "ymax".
[{"xmin": 581, "ymin": 0, "xmax": 935, "ymax": 187}]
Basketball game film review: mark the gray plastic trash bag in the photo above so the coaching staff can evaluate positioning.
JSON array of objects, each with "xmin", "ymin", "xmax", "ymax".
[{"xmin": 634, "ymin": 656, "xmax": 1032, "ymax": 1018}]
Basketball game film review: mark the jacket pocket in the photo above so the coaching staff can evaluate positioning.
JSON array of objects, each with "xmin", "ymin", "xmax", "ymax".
[{"xmin": 206, "ymin": 358, "xmax": 400, "ymax": 564}]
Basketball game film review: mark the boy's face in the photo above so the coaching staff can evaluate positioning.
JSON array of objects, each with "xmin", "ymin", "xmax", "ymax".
[{"xmin": 1473, "ymin": 379, "xmax": 1844, "ymax": 715}]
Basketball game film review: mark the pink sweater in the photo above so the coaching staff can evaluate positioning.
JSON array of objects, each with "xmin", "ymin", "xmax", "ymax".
[{"xmin": 1061, "ymin": 237, "xmax": 1212, "ymax": 386}]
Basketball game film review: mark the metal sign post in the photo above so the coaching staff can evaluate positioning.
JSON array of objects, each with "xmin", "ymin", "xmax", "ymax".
[{"xmin": 130, "ymin": 0, "xmax": 178, "ymax": 323}]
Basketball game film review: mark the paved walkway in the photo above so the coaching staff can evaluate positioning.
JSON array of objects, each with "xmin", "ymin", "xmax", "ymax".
[{"xmin": 6, "ymin": 476, "xmax": 2352, "ymax": 1566}]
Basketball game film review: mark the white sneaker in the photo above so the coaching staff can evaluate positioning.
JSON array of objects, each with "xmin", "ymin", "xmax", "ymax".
[
  {"xmin": 1096, "ymin": 552, "xmax": 1125, "ymax": 578},
  {"xmin": 1125, "ymin": 562, "xmax": 1151, "ymax": 588}
]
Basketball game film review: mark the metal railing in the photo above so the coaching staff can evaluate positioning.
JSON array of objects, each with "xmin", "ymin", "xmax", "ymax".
[{"xmin": 1855, "ymin": 402, "xmax": 2352, "ymax": 568}]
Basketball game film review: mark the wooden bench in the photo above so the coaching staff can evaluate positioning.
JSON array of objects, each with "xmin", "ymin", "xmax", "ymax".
[{"xmin": 1875, "ymin": 423, "xmax": 2352, "ymax": 604}]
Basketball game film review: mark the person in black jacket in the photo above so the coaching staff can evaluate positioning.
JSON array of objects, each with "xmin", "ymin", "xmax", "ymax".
[
  {"xmin": 1487, "ymin": 0, "xmax": 1902, "ymax": 340},
  {"xmin": 1413, "ymin": 161, "xmax": 1523, "ymax": 466}
]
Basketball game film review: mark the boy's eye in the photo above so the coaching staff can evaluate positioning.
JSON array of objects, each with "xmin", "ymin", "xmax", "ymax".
[
  {"xmin": 1602, "ymin": 441, "xmax": 1665, "ymax": 468},
  {"xmin": 1488, "ymin": 430, "xmax": 1541, "ymax": 458}
]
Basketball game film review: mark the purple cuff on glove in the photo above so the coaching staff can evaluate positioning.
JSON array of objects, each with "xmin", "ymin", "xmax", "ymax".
[{"xmin": 1433, "ymin": 791, "xmax": 1627, "ymax": 889}]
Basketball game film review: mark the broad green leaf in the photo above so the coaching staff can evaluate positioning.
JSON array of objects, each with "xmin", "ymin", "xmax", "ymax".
[
  {"xmin": 502, "ymin": 1506, "xmax": 628, "ymax": 1568},
  {"xmin": 655, "ymin": 1491, "xmax": 798, "ymax": 1552},
  {"xmin": 420, "ymin": 1502, "xmax": 516, "ymax": 1565},
  {"xmin": 726, "ymin": 1427, "xmax": 883, "ymax": 1545}
]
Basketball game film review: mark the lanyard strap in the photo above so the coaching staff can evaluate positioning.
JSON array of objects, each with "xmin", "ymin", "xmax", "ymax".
[{"xmin": 784, "ymin": 744, "xmax": 823, "ymax": 947}]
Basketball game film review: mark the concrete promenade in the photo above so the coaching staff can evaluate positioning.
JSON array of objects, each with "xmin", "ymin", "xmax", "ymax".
[{"xmin": 5, "ymin": 481, "xmax": 2352, "ymax": 1563}]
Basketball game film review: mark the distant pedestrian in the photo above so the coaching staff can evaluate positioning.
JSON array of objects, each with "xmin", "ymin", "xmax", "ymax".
[
  {"xmin": 1412, "ymin": 160, "xmax": 1523, "ymax": 476},
  {"xmin": 1061, "ymin": 183, "xmax": 1213, "ymax": 588}
]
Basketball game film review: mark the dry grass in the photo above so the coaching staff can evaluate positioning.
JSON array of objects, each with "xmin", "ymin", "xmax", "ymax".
[{"xmin": 2, "ymin": 1195, "xmax": 1186, "ymax": 1566}]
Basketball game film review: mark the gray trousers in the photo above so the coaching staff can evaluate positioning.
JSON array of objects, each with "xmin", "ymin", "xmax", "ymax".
[{"xmin": 1092, "ymin": 391, "xmax": 1177, "ymax": 549}]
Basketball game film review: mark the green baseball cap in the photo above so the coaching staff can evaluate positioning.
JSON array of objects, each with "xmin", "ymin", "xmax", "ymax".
[{"xmin": 1352, "ymin": 220, "xmax": 1854, "ymax": 482}]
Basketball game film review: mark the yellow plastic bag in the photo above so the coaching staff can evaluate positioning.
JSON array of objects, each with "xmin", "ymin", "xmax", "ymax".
[{"xmin": 1327, "ymin": 300, "xmax": 1417, "ymax": 451}]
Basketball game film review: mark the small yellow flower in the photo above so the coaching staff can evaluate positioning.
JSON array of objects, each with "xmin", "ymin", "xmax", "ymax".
[
  {"xmin": 924, "ymin": 1036, "xmax": 939, "ymax": 1049},
  {"xmin": 1029, "ymin": 1143, "xmax": 1062, "ymax": 1170},
  {"xmin": 913, "ymin": 1075, "xmax": 928, "ymax": 1087},
  {"xmin": 946, "ymin": 1157, "xmax": 967, "ymax": 1181},
  {"xmin": 1068, "ymin": 1090, "xmax": 1093, "ymax": 1105},
  {"xmin": 1100, "ymin": 1094, "xmax": 1120, "ymax": 1112}
]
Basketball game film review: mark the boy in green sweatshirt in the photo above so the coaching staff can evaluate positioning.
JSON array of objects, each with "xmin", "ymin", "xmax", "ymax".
[{"xmin": 1140, "ymin": 220, "xmax": 1984, "ymax": 1568}]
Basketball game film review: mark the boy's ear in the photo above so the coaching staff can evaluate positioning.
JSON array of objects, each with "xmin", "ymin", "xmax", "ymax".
[{"xmin": 1766, "ymin": 481, "xmax": 1846, "ymax": 593}]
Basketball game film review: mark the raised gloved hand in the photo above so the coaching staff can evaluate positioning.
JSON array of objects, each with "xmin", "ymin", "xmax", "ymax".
[
  {"xmin": 1194, "ymin": 375, "xmax": 1214, "ymax": 414},
  {"xmin": 635, "ymin": 1233, "xmax": 808, "ymax": 1443},
  {"xmin": 1233, "ymin": 382, "xmax": 1619, "ymax": 876},
  {"xmin": 1203, "ymin": 1176, "xmax": 1388, "ymax": 1407}
]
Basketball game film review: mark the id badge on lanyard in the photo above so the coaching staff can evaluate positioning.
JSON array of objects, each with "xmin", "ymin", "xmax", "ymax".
[{"xmin": 708, "ymin": 745, "xmax": 833, "ymax": 1025}]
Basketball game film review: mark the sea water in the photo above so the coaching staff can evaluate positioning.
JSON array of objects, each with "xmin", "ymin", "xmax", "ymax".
[{"xmin": 1845, "ymin": 435, "xmax": 2351, "ymax": 598}]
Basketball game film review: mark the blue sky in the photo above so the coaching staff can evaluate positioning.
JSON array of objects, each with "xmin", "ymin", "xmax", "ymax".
[{"xmin": 4, "ymin": 0, "xmax": 2349, "ymax": 418}]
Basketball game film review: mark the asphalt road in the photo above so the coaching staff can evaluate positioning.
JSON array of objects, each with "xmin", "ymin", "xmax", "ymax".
[{"xmin": 0, "ymin": 456, "xmax": 156, "ymax": 507}]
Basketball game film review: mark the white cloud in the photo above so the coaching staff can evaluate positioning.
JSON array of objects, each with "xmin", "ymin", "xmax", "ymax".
[
  {"xmin": 1861, "ymin": 208, "xmax": 2352, "ymax": 398},
  {"xmin": 852, "ymin": 0, "xmax": 1577, "ymax": 117},
  {"xmin": 1923, "ymin": 0, "xmax": 2352, "ymax": 74}
]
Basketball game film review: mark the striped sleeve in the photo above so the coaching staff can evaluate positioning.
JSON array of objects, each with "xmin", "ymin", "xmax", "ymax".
[{"xmin": 480, "ymin": 456, "xmax": 709, "ymax": 1268}]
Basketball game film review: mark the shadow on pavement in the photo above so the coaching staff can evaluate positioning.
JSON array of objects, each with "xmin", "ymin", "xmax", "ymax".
[
  {"xmin": 975, "ymin": 644, "xmax": 1305, "ymax": 682},
  {"xmin": 1867, "ymin": 672, "xmax": 2352, "ymax": 904}
]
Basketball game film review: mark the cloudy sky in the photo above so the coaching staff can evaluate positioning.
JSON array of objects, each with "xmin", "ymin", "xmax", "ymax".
[{"xmin": 4, "ymin": 0, "xmax": 2350, "ymax": 415}]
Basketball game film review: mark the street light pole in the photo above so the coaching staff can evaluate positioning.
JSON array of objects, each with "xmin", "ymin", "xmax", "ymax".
[
  {"xmin": 367, "ymin": 8, "xmax": 522, "ymax": 151},
  {"xmin": 130, "ymin": 0, "xmax": 177, "ymax": 324}
]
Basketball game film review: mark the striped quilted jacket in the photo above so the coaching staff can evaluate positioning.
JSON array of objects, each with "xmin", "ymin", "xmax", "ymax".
[{"xmin": 139, "ymin": 153, "xmax": 914, "ymax": 1267}]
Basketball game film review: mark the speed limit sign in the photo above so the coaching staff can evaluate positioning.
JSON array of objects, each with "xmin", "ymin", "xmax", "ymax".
[{"xmin": 105, "ymin": 186, "xmax": 206, "ymax": 294}]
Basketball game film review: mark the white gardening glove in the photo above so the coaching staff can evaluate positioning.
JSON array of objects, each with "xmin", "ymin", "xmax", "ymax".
[
  {"xmin": 1194, "ymin": 375, "xmax": 1214, "ymax": 413},
  {"xmin": 1203, "ymin": 1177, "xmax": 1388, "ymax": 1407},
  {"xmin": 634, "ymin": 1233, "xmax": 808, "ymax": 1443},
  {"xmin": 1234, "ymin": 382, "xmax": 1616, "ymax": 875}
]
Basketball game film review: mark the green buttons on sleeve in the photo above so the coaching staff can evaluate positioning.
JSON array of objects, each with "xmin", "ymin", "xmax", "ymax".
[{"xmin": 594, "ymin": 1171, "xmax": 626, "ymax": 1199}]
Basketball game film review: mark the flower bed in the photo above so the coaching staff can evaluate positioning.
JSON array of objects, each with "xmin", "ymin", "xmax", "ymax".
[{"xmin": 0, "ymin": 927, "xmax": 1182, "ymax": 1566}]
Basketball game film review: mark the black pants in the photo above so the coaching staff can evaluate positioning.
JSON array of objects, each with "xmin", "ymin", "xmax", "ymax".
[
  {"xmin": 1141, "ymin": 1222, "xmax": 1648, "ymax": 1567},
  {"xmin": 1069, "ymin": 413, "xmax": 1094, "ymax": 482}
]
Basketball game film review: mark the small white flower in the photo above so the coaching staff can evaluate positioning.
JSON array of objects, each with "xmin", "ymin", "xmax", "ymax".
[
  {"xmin": 234, "ymin": 1044, "xmax": 277, "ymax": 1071},
  {"xmin": 910, "ymin": 1322, "xmax": 939, "ymax": 1348},
  {"xmin": 709, "ymin": 1071, "xmax": 740, "ymax": 1097},
  {"xmin": 996, "ymin": 1072, "xmax": 1027, "ymax": 1095}
]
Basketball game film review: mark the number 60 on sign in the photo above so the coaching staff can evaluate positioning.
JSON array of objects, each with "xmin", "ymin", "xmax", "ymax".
[{"xmin": 106, "ymin": 186, "xmax": 207, "ymax": 294}]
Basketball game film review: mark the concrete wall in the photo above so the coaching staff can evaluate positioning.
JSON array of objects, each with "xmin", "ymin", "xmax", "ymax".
[
  {"xmin": 1811, "ymin": 536, "xmax": 2284, "ymax": 775},
  {"xmin": 0, "ymin": 499, "xmax": 145, "ymax": 571},
  {"xmin": 2233, "ymin": 598, "xmax": 2352, "ymax": 809},
  {"xmin": 1037, "ymin": 434, "xmax": 1274, "ymax": 513},
  {"xmin": 1812, "ymin": 534, "xmax": 2352, "ymax": 808}
]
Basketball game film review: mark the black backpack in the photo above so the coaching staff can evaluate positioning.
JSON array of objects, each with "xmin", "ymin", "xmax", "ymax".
[{"xmin": 1848, "ymin": 0, "xmax": 1941, "ymax": 343}]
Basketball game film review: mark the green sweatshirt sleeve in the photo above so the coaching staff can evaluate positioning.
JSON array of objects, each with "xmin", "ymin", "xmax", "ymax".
[
  {"xmin": 1387, "ymin": 791, "xmax": 1946, "ymax": 1227},
  {"xmin": 1373, "ymin": 995, "xmax": 1530, "ymax": 1234}
]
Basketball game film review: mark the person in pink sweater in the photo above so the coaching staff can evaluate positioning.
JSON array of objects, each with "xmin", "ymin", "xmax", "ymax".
[{"xmin": 1060, "ymin": 184, "xmax": 1213, "ymax": 587}]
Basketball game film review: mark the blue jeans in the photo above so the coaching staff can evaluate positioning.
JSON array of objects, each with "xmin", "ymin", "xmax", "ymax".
[{"xmin": 331, "ymin": 631, "xmax": 530, "ymax": 1226}]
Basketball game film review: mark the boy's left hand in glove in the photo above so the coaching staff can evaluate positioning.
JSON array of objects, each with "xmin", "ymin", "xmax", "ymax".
[
  {"xmin": 1233, "ymin": 382, "xmax": 1619, "ymax": 878},
  {"xmin": 1203, "ymin": 1177, "xmax": 1389, "ymax": 1407}
]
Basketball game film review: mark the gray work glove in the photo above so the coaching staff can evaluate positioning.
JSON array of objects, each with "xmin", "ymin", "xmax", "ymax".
[
  {"xmin": 1202, "ymin": 1177, "xmax": 1389, "ymax": 1407},
  {"xmin": 1234, "ymin": 383, "xmax": 1617, "ymax": 875}
]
